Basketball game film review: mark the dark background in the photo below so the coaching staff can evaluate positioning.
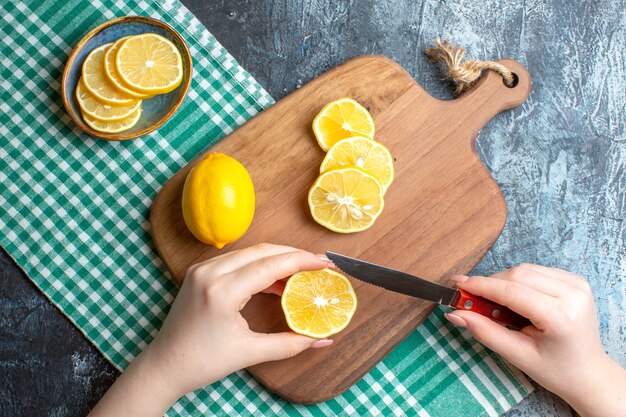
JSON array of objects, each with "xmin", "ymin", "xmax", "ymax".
[{"xmin": 2, "ymin": 0, "xmax": 624, "ymax": 416}]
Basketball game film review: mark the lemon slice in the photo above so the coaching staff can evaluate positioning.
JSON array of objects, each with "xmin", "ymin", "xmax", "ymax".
[
  {"xmin": 103, "ymin": 36, "xmax": 153, "ymax": 99},
  {"xmin": 76, "ymin": 77, "xmax": 141, "ymax": 121},
  {"xmin": 313, "ymin": 98, "xmax": 375, "ymax": 151},
  {"xmin": 320, "ymin": 137, "xmax": 394, "ymax": 193},
  {"xmin": 82, "ymin": 107, "xmax": 142, "ymax": 134},
  {"xmin": 82, "ymin": 43, "xmax": 136, "ymax": 106},
  {"xmin": 115, "ymin": 33, "xmax": 183, "ymax": 95},
  {"xmin": 308, "ymin": 167, "xmax": 384, "ymax": 233},
  {"xmin": 282, "ymin": 269, "xmax": 357, "ymax": 338}
]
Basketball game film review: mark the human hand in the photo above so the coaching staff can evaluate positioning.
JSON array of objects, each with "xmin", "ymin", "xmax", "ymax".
[
  {"xmin": 147, "ymin": 244, "xmax": 333, "ymax": 396},
  {"xmin": 89, "ymin": 244, "xmax": 332, "ymax": 417},
  {"xmin": 445, "ymin": 264, "xmax": 625, "ymax": 417}
]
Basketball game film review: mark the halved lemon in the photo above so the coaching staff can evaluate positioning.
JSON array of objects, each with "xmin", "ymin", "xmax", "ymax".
[
  {"xmin": 115, "ymin": 33, "xmax": 183, "ymax": 95},
  {"xmin": 282, "ymin": 269, "xmax": 357, "ymax": 338},
  {"xmin": 320, "ymin": 137, "xmax": 394, "ymax": 193},
  {"xmin": 308, "ymin": 167, "xmax": 384, "ymax": 233},
  {"xmin": 312, "ymin": 98, "xmax": 375, "ymax": 151},
  {"xmin": 83, "ymin": 107, "xmax": 142, "ymax": 134},
  {"xmin": 103, "ymin": 36, "xmax": 153, "ymax": 99},
  {"xmin": 82, "ymin": 43, "xmax": 136, "ymax": 106},
  {"xmin": 76, "ymin": 77, "xmax": 141, "ymax": 121}
]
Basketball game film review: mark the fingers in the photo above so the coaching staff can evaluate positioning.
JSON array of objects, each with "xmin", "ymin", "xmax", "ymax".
[
  {"xmin": 489, "ymin": 266, "xmax": 564, "ymax": 297},
  {"xmin": 446, "ymin": 311, "xmax": 537, "ymax": 367},
  {"xmin": 452, "ymin": 275, "xmax": 555, "ymax": 328},
  {"xmin": 194, "ymin": 243, "xmax": 302, "ymax": 276},
  {"xmin": 227, "ymin": 250, "xmax": 330, "ymax": 298},
  {"xmin": 248, "ymin": 332, "xmax": 333, "ymax": 364},
  {"xmin": 261, "ymin": 279, "xmax": 287, "ymax": 297},
  {"xmin": 501, "ymin": 263, "xmax": 588, "ymax": 288}
]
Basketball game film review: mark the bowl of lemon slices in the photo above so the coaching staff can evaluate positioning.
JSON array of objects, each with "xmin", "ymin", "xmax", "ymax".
[{"xmin": 62, "ymin": 16, "xmax": 192, "ymax": 140}]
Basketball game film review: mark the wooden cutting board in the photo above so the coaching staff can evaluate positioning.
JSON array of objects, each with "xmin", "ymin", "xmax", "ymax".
[{"xmin": 150, "ymin": 55, "xmax": 531, "ymax": 403}]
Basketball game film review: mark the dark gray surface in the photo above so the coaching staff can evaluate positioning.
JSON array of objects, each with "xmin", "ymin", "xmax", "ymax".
[
  {"xmin": 0, "ymin": 246, "xmax": 118, "ymax": 417},
  {"xmin": 2, "ymin": 0, "xmax": 624, "ymax": 416}
]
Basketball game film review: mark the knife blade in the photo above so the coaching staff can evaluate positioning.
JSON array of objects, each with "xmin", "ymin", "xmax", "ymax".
[{"xmin": 326, "ymin": 251, "xmax": 531, "ymax": 329}]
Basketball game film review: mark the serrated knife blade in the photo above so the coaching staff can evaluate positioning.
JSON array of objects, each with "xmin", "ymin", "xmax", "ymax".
[
  {"xmin": 326, "ymin": 252, "xmax": 459, "ymax": 305},
  {"xmin": 326, "ymin": 251, "xmax": 532, "ymax": 329}
]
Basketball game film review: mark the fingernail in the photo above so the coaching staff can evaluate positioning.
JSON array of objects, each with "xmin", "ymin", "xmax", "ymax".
[
  {"xmin": 445, "ymin": 313, "xmax": 467, "ymax": 328},
  {"xmin": 316, "ymin": 254, "xmax": 335, "ymax": 268},
  {"xmin": 450, "ymin": 275, "xmax": 469, "ymax": 283},
  {"xmin": 310, "ymin": 339, "xmax": 333, "ymax": 348}
]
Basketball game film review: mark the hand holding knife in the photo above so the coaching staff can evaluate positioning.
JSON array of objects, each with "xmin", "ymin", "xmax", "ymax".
[{"xmin": 326, "ymin": 252, "xmax": 532, "ymax": 330}]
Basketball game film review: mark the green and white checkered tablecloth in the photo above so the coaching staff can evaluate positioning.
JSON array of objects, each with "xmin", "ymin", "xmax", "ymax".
[{"xmin": 0, "ymin": 0, "xmax": 533, "ymax": 415}]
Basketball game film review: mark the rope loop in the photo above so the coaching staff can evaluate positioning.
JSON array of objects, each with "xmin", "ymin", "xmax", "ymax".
[{"xmin": 426, "ymin": 38, "xmax": 514, "ymax": 96}]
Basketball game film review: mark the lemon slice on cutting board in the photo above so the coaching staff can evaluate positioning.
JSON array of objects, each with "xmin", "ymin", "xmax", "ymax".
[
  {"xmin": 312, "ymin": 98, "xmax": 375, "ymax": 151},
  {"xmin": 82, "ymin": 43, "xmax": 136, "ymax": 106},
  {"xmin": 282, "ymin": 269, "xmax": 357, "ymax": 338},
  {"xmin": 103, "ymin": 36, "xmax": 153, "ymax": 100},
  {"xmin": 308, "ymin": 167, "xmax": 384, "ymax": 233},
  {"xmin": 320, "ymin": 136, "xmax": 394, "ymax": 193},
  {"xmin": 115, "ymin": 33, "xmax": 183, "ymax": 95},
  {"xmin": 76, "ymin": 77, "xmax": 141, "ymax": 121},
  {"xmin": 82, "ymin": 107, "xmax": 142, "ymax": 133}
]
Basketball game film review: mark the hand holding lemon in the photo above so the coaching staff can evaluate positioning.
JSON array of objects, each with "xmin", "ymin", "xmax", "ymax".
[{"xmin": 89, "ymin": 245, "xmax": 335, "ymax": 417}]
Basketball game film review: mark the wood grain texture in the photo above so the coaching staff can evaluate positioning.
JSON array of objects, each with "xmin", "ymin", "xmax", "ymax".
[{"xmin": 150, "ymin": 55, "xmax": 531, "ymax": 403}]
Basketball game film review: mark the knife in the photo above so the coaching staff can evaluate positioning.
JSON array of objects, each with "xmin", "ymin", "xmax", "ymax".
[{"xmin": 326, "ymin": 252, "xmax": 532, "ymax": 329}]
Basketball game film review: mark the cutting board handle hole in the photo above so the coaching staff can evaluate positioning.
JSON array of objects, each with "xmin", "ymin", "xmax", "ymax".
[{"xmin": 504, "ymin": 72, "xmax": 519, "ymax": 89}]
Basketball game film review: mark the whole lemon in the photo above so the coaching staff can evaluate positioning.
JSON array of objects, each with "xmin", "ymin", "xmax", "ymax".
[{"xmin": 181, "ymin": 153, "xmax": 255, "ymax": 249}]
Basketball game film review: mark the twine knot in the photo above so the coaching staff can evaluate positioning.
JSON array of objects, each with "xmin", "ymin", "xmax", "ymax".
[{"xmin": 426, "ymin": 37, "xmax": 514, "ymax": 96}]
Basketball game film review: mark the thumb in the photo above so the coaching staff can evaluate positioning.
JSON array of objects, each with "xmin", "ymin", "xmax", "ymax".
[
  {"xmin": 250, "ymin": 332, "xmax": 333, "ymax": 364},
  {"xmin": 446, "ymin": 310, "xmax": 535, "ymax": 367}
]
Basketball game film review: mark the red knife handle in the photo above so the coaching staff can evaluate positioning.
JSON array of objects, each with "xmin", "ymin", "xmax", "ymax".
[{"xmin": 452, "ymin": 289, "xmax": 532, "ymax": 330}]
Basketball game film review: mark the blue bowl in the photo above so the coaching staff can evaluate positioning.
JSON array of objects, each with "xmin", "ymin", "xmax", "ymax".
[{"xmin": 62, "ymin": 16, "xmax": 192, "ymax": 140}]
